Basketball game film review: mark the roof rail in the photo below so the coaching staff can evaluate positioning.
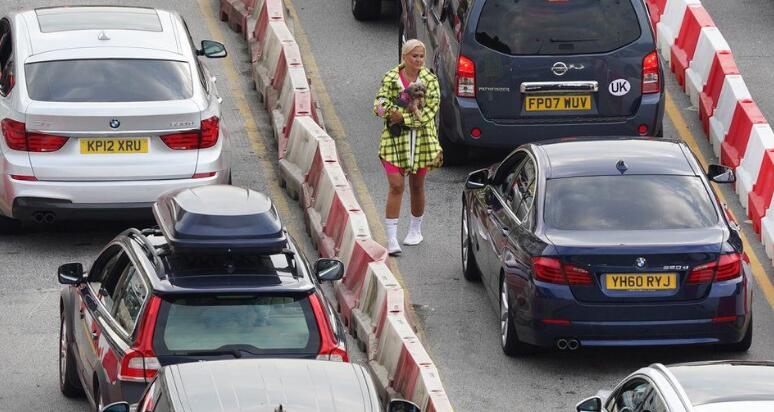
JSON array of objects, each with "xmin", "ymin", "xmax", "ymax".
[{"xmin": 123, "ymin": 228, "xmax": 166, "ymax": 277}]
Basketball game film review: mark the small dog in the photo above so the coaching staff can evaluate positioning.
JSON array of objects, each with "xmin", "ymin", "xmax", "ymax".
[{"xmin": 405, "ymin": 80, "xmax": 426, "ymax": 112}]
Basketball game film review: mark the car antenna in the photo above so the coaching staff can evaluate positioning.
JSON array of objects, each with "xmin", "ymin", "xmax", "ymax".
[{"xmin": 616, "ymin": 159, "xmax": 628, "ymax": 175}]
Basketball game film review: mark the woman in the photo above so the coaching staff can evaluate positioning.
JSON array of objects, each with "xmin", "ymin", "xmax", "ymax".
[{"xmin": 373, "ymin": 39, "xmax": 442, "ymax": 255}]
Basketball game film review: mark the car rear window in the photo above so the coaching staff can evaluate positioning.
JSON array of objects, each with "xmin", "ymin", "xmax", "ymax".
[
  {"xmin": 25, "ymin": 59, "xmax": 193, "ymax": 102},
  {"xmin": 475, "ymin": 0, "xmax": 642, "ymax": 55},
  {"xmin": 670, "ymin": 363, "xmax": 774, "ymax": 406},
  {"xmin": 154, "ymin": 294, "xmax": 321, "ymax": 356},
  {"xmin": 544, "ymin": 175, "xmax": 717, "ymax": 230}
]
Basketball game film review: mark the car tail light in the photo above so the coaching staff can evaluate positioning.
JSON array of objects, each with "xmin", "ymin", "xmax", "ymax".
[
  {"xmin": 118, "ymin": 296, "xmax": 161, "ymax": 382},
  {"xmin": 2, "ymin": 119, "xmax": 68, "ymax": 152},
  {"xmin": 456, "ymin": 55, "xmax": 476, "ymax": 97},
  {"xmin": 687, "ymin": 253, "xmax": 742, "ymax": 284},
  {"xmin": 309, "ymin": 292, "xmax": 349, "ymax": 362},
  {"xmin": 161, "ymin": 116, "xmax": 220, "ymax": 150},
  {"xmin": 642, "ymin": 51, "xmax": 660, "ymax": 94},
  {"xmin": 532, "ymin": 257, "xmax": 593, "ymax": 285}
]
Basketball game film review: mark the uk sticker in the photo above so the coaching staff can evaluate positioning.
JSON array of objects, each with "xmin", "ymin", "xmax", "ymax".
[{"xmin": 608, "ymin": 79, "xmax": 631, "ymax": 96}]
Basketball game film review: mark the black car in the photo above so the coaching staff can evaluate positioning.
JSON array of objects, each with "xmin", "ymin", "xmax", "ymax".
[
  {"xmin": 101, "ymin": 359, "xmax": 421, "ymax": 412},
  {"xmin": 58, "ymin": 185, "xmax": 348, "ymax": 410},
  {"xmin": 400, "ymin": 0, "xmax": 665, "ymax": 164},
  {"xmin": 461, "ymin": 138, "xmax": 751, "ymax": 355}
]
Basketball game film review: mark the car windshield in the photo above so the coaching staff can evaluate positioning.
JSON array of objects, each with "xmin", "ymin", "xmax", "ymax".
[
  {"xmin": 544, "ymin": 175, "xmax": 718, "ymax": 230},
  {"xmin": 475, "ymin": 0, "xmax": 641, "ymax": 55},
  {"xmin": 25, "ymin": 59, "xmax": 193, "ymax": 102},
  {"xmin": 153, "ymin": 294, "xmax": 321, "ymax": 356}
]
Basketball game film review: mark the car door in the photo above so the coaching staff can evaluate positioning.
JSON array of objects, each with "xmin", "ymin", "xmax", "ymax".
[
  {"xmin": 606, "ymin": 377, "xmax": 671, "ymax": 412},
  {"xmin": 74, "ymin": 244, "xmax": 127, "ymax": 389},
  {"xmin": 490, "ymin": 157, "xmax": 536, "ymax": 296}
]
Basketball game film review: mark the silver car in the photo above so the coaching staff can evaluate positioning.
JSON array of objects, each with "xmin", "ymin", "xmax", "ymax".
[
  {"xmin": 578, "ymin": 360, "xmax": 774, "ymax": 412},
  {"xmin": 0, "ymin": 6, "xmax": 230, "ymax": 226}
]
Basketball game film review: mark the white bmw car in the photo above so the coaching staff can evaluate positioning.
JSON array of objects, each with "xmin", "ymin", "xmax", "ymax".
[{"xmin": 0, "ymin": 6, "xmax": 231, "ymax": 227}]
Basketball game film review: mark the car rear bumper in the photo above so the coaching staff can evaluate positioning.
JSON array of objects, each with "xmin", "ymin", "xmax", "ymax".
[
  {"xmin": 510, "ymin": 271, "xmax": 751, "ymax": 348},
  {"xmin": 446, "ymin": 93, "xmax": 665, "ymax": 149},
  {"xmin": 3, "ymin": 172, "xmax": 228, "ymax": 221}
]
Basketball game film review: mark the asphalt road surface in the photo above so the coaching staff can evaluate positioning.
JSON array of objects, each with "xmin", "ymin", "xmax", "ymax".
[{"xmin": 1, "ymin": 1, "xmax": 774, "ymax": 411}]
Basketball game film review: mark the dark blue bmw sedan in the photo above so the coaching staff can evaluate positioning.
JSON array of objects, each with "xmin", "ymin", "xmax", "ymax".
[{"xmin": 461, "ymin": 138, "xmax": 752, "ymax": 356}]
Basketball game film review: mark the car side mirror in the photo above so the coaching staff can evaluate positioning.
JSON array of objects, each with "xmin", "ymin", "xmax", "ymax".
[
  {"xmin": 576, "ymin": 396, "xmax": 604, "ymax": 412},
  {"xmin": 199, "ymin": 40, "xmax": 227, "ymax": 58},
  {"xmin": 315, "ymin": 258, "xmax": 344, "ymax": 282},
  {"xmin": 387, "ymin": 399, "xmax": 421, "ymax": 412},
  {"xmin": 707, "ymin": 164, "xmax": 735, "ymax": 183},
  {"xmin": 465, "ymin": 168, "xmax": 489, "ymax": 189},
  {"xmin": 100, "ymin": 402, "xmax": 130, "ymax": 412},
  {"xmin": 58, "ymin": 263, "xmax": 84, "ymax": 285}
]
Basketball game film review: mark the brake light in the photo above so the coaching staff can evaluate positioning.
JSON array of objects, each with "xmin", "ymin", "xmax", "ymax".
[
  {"xmin": 456, "ymin": 55, "xmax": 476, "ymax": 97},
  {"xmin": 200, "ymin": 116, "xmax": 220, "ymax": 149},
  {"xmin": 687, "ymin": 253, "xmax": 742, "ymax": 284},
  {"xmin": 309, "ymin": 293, "xmax": 349, "ymax": 362},
  {"xmin": 118, "ymin": 296, "xmax": 161, "ymax": 382},
  {"xmin": 531, "ymin": 257, "xmax": 593, "ymax": 285},
  {"xmin": 2, "ymin": 119, "xmax": 68, "ymax": 152},
  {"xmin": 642, "ymin": 51, "xmax": 660, "ymax": 94},
  {"xmin": 161, "ymin": 116, "xmax": 220, "ymax": 150}
]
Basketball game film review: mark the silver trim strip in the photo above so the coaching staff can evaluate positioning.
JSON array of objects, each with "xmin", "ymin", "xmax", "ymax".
[{"xmin": 520, "ymin": 81, "xmax": 599, "ymax": 94}]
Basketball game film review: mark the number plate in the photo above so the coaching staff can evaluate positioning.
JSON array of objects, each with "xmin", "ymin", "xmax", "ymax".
[
  {"xmin": 80, "ymin": 138, "xmax": 149, "ymax": 154},
  {"xmin": 605, "ymin": 273, "xmax": 677, "ymax": 291},
  {"xmin": 524, "ymin": 95, "xmax": 592, "ymax": 111}
]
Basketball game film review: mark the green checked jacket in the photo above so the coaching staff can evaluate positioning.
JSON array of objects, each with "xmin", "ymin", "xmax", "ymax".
[{"xmin": 373, "ymin": 64, "xmax": 442, "ymax": 173}]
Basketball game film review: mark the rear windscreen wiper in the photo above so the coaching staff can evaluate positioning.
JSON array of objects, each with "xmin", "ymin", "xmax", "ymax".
[
  {"xmin": 549, "ymin": 38, "xmax": 599, "ymax": 43},
  {"xmin": 171, "ymin": 347, "xmax": 259, "ymax": 358}
]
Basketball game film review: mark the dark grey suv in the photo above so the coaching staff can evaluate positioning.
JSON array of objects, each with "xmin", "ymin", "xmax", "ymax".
[{"xmin": 400, "ymin": 0, "xmax": 665, "ymax": 163}]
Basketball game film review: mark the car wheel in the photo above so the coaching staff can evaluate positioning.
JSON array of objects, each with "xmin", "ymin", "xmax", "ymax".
[
  {"xmin": 439, "ymin": 131, "xmax": 467, "ymax": 165},
  {"xmin": 352, "ymin": 0, "xmax": 381, "ymax": 21},
  {"xmin": 500, "ymin": 275, "xmax": 536, "ymax": 356},
  {"xmin": 461, "ymin": 202, "xmax": 480, "ymax": 282},
  {"xmin": 720, "ymin": 315, "xmax": 753, "ymax": 352},
  {"xmin": 59, "ymin": 315, "xmax": 84, "ymax": 398}
]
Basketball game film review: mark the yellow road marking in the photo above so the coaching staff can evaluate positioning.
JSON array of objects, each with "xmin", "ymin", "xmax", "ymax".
[
  {"xmin": 196, "ymin": 0, "xmax": 301, "ymax": 241},
  {"xmin": 666, "ymin": 92, "xmax": 774, "ymax": 309},
  {"xmin": 282, "ymin": 0, "xmax": 424, "ymax": 329}
]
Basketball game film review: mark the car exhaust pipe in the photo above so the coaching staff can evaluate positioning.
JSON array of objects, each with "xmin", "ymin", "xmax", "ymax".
[
  {"xmin": 32, "ymin": 212, "xmax": 45, "ymax": 224},
  {"xmin": 556, "ymin": 339, "xmax": 568, "ymax": 350},
  {"xmin": 43, "ymin": 212, "xmax": 56, "ymax": 224},
  {"xmin": 567, "ymin": 339, "xmax": 580, "ymax": 351}
]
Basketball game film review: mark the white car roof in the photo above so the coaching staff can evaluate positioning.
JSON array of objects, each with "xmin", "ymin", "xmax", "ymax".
[{"xmin": 17, "ymin": 6, "xmax": 183, "ymax": 59}]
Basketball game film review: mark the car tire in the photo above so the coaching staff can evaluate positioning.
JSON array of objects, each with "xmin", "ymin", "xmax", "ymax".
[
  {"xmin": 500, "ymin": 275, "xmax": 536, "ymax": 356},
  {"xmin": 352, "ymin": 0, "xmax": 380, "ymax": 20},
  {"xmin": 439, "ymin": 131, "xmax": 467, "ymax": 165},
  {"xmin": 59, "ymin": 315, "xmax": 84, "ymax": 398},
  {"xmin": 461, "ymin": 202, "xmax": 480, "ymax": 282},
  {"xmin": 720, "ymin": 315, "xmax": 753, "ymax": 352}
]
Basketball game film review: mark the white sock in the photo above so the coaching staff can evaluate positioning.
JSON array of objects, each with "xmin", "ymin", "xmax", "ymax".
[
  {"xmin": 385, "ymin": 218, "xmax": 399, "ymax": 240},
  {"xmin": 409, "ymin": 214, "xmax": 423, "ymax": 234}
]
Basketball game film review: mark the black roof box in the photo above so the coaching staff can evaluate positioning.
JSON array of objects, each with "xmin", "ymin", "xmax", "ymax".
[{"xmin": 152, "ymin": 185, "xmax": 287, "ymax": 253}]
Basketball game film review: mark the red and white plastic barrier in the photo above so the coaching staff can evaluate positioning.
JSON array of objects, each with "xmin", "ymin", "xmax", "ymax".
[
  {"xmin": 737, "ymin": 125, "xmax": 774, "ymax": 210},
  {"xmin": 720, "ymin": 100, "xmax": 767, "ymax": 168},
  {"xmin": 685, "ymin": 28, "xmax": 729, "ymax": 108},
  {"xmin": 304, "ymin": 153, "xmax": 349, "ymax": 251},
  {"xmin": 656, "ymin": 0, "xmax": 701, "ymax": 64},
  {"xmin": 646, "ymin": 0, "xmax": 668, "ymax": 33},
  {"xmin": 748, "ymin": 150, "xmax": 774, "ymax": 235},
  {"xmin": 247, "ymin": 0, "xmax": 285, "ymax": 46},
  {"xmin": 352, "ymin": 262, "xmax": 405, "ymax": 357},
  {"xmin": 670, "ymin": 4, "xmax": 714, "ymax": 88},
  {"xmin": 252, "ymin": 22, "xmax": 296, "ymax": 103},
  {"xmin": 335, "ymin": 238, "xmax": 388, "ymax": 328},
  {"xmin": 708, "ymin": 76, "xmax": 750, "ymax": 157},
  {"xmin": 279, "ymin": 117, "xmax": 331, "ymax": 201},
  {"xmin": 271, "ymin": 65, "xmax": 313, "ymax": 153},
  {"xmin": 699, "ymin": 51, "xmax": 739, "ymax": 133},
  {"xmin": 219, "ymin": 0, "xmax": 256, "ymax": 35}
]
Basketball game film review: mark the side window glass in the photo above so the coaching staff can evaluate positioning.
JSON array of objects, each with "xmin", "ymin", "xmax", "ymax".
[
  {"xmin": 642, "ymin": 389, "xmax": 669, "ymax": 412},
  {"xmin": 88, "ymin": 246, "xmax": 128, "ymax": 313},
  {"xmin": 607, "ymin": 378, "xmax": 654, "ymax": 412},
  {"xmin": 181, "ymin": 18, "xmax": 208, "ymax": 91},
  {"xmin": 112, "ymin": 263, "xmax": 148, "ymax": 334},
  {"xmin": 512, "ymin": 159, "xmax": 536, "ymax": 222},
  {"xmin": 0, "ymin": 20, "xmax": 14, "ymax": 96}
]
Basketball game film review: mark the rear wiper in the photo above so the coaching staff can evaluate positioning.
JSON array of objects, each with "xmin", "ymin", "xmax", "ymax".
[{"xmin": 171, "ymin": 347, "xmax": 259, "ymax": 358}]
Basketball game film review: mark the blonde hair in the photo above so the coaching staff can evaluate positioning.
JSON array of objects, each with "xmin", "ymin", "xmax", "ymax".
[{"xmin": 401, "ymin": 39, "xmax": 426, "ymax": 63}]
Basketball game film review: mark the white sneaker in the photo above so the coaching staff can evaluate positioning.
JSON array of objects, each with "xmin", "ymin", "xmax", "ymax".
[
  {"xmin": 387, "ymin": 237, "xmax": 402, "ymax": 255},
  {"xmin": 403, "ymin": 230, "xmax": 423, "ymax": 246}
]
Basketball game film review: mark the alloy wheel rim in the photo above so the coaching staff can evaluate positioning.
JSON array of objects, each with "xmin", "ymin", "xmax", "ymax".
[
  {"xmin": 500, "ymin": 279, "xmax": 509, "ymax": 346},
  {"xmin": 461, "ymin": 208, "xmax": 469, "ymax": 270},
  {"xmin": 59, "ymin": 319, "xmax": 67, "ymax": 385}
]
